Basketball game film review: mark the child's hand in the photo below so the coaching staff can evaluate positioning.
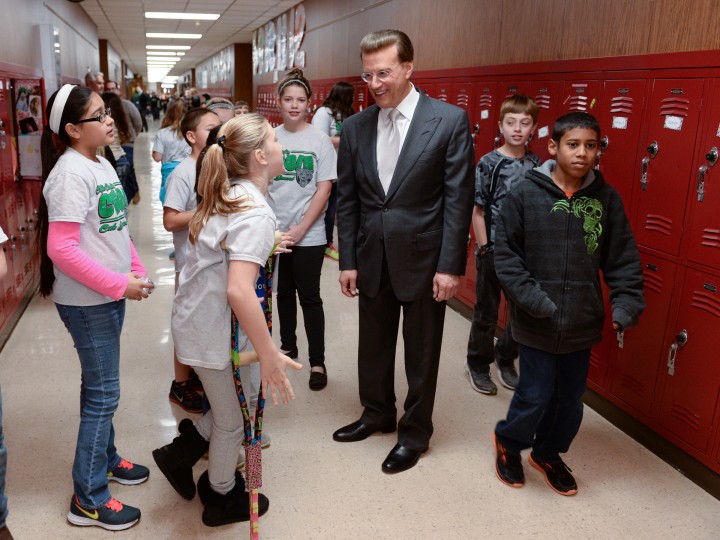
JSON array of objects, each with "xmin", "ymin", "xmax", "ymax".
[
  {"xmin": 274, "ymin": 230, "xmax": 294, "ymax": 254},
  {"xmin": 261, "ymin": 350, "xmax": 302, "ymax": 405},
  {"xmin": 124, "ymin": 273, "xmax": 154, "ymax": 300}
]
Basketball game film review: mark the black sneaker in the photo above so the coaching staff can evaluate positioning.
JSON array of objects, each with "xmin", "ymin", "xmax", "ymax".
[
  {"xmin": 169, "ymin": 380, "xmax": 203, "ymax": 413},
  {"xmin": 67, "ymin": 495, "xmax": 140, "ymax": 531},
  {"xmin": 465, "ymin": 361, "xmax": 497, "ymax": 395},
  {"xmin": 529, "ymin": 454, "xmax": 578, "ymax": 496},
  {"xmin": 493, "ymin": 433, "xmax": 524, "ymax": 488},
  {"xmin": 107, "ymin": 458, "xmax": 149, "ymax": 485},
  {"xmin": 495, "ymin": 360, "xmax": 519, "ymax": 390}
]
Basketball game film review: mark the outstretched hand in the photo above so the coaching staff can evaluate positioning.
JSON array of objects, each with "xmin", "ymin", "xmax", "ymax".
[{"xmin": 261, "ymin": 351, "xmax": 303, "ymax": 405}]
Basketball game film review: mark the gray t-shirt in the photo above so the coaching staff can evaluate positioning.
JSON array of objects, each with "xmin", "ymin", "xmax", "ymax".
[
  {"xmin": 268, "ymin": 124, "xmax": 337, "ymax": 247},
  {"xmin": 152, "ymin": 127, "xmax": 190, "ymax": 163},
  {"xmin": 44, "ymin": 148, "xmax": 131, "ymax": 306},
  {"xmin": 172, "ymin": 180, "xmax": 276, "ymax": 370},
  {"xmin": 311, "ymin": 106, "xmax": 342, "ymax": 138},
  {"xmin": 163, "ymin": 156, "xmax": 197, "ymax": 272}
]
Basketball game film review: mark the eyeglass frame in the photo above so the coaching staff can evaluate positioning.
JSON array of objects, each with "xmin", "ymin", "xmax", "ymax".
[
  {"xmin": 360, "ymin": 63, "xmax": 405, "ymax": 84},
  {"xmin": 76, "ymin": 108, "xmax": 112, "ymax": 124}
]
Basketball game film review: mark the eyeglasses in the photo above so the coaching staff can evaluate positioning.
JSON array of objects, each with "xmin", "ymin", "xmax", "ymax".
[
  {"xmin": 360, "ymin": 65, "xmax": 400, "ymax": 84},
  {"xmin": 76, "ymin": 108, "xmax": 112, "ymax": 124}
]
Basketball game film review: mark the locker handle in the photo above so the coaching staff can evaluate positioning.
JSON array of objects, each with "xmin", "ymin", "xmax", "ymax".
[
  {"xmin": 667, "ymin": 343, "xmax": 677, "ymax": 376},
  {"xmin": 697, "ymin": 165, "xmax": 708, "ymax": 202},
  {"xmin": 641, "ymin": 157, "xmax": 650, "ymax": 190}
]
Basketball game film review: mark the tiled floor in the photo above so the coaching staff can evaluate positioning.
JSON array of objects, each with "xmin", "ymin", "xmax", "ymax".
[{"xmin": 1, "ymin": 120, "xmax": 719, "ymax": 539}]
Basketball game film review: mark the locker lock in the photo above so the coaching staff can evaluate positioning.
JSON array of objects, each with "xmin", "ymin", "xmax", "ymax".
[
  {"xmin": 600, "ymin": 136, "xmax": 609, "ymax": 151},
  {"xmin": 647, "ymin": 140, "xmax": 659, "ymax": 158},
  {"xmin": 676, "ymin": 329, "xmax": 688, "ymax": 347},
  {"xmin": 706, "ymin": 146, "xmax": 718, "ymax": 167}
]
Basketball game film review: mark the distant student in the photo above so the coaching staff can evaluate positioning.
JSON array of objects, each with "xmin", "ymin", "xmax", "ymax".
[
  {"xmin": 152, "ymin": 99, "xmax": 190, "ymax": 203},
  {"xmin": 465, "ymin": 95, "xmax": 540, "ymax": 396},
  {"xmin": 36, "ymin": 84, "xmax": 154, "ymax": 531},
  {"xmin": 234, "ymin": 100, "xmax": 250, "ymax": 115},
  {"xmin": 0, "ymin": 227, "xmax": 11, "ymax": 540},
  {"xmin": 163, "ymin": 108, "xmax": 221, "ymax": 413},
  {"xmin": 492, "ymin": 112, "xmax": 645, "ymax": 496},
  {"xmin": 269, "ymin": 68, "xmax": 337, "ymax": 391},
  {"xmin": 311, "ymin": 81, "xmax": 354, "ymax": 262},
  {"xmin": 158, "ymin": 114, "xmax": 301, "ymax": 526}
]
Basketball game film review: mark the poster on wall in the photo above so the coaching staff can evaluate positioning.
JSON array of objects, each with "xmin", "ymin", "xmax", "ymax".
[
  {"xmin": 252, "ymin": 2, "xmax": 305, "ymax": 75},
  {"xmin": 14, "ymin": 79, "xmax": 44, "ymax": 179}
]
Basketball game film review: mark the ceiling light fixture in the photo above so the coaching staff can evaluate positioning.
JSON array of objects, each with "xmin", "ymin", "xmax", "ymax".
[
  {"xmin": 145, "ymin": 51, "xmax": 179, "ymax": 56},
  {"xmin": 146, "ymin": 45, "xmax": 192, "ymax": 50},
  {"xmin": 145, "ymin": 12, "xmax": 219, "ymax": 20},
  {"xmin": 146, "ymin": 33, "xmax": 202, "ymax": 39}
]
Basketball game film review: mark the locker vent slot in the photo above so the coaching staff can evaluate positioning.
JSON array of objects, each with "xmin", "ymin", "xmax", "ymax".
[
  {"xmin": 690, "ymin": 291, "xmax": 720, "ymax": 318},
  {"xmin": 437, "ymin": 88, "xmax": 448, "ymax": 102},
  {"xmin": 478, "ymin": 95, "xmax": 492, "ymax": 109},
  {"xmin": 619, "ymin": 373, "xmax": 644, "ymax": 397},
  {"xmin": 567, "ymin": 96, "xmax": 588, "ymax": 111},
  {"xmin": 644, "ymin": 214, "xmax": 673, "ymax": 236},
  {"xmin": 589, "ymin": 350, "xmax": 601, "ymax": 369},
  {"xmin": 670, "ymin": 403, "xmax": 701, "ymax": 430},
  {"xmin": 700, "ymin": 229, "xmax": 720, "ymax": 249},
  {"xmin": 660, "ymin": 97, "xmax": 690, "ymax": 117},
  {"xmin": 610, "ymin": 96, "xmax": 633, "ymax": 115},
  {"xmin": 642, "ymin": 271, "xmax": 663, "ymax": 294},
  {"xmin": 454, "ymin": 89, "xmax": 469, "ymax": 108},
  {"xmin": 534, "ymin": 95, "xmax": 551, "ymax": 110}
]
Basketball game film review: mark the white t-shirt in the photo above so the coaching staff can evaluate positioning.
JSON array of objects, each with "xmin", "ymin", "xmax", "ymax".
[
  {"xmin": 163, "ymin": 156, "xmax": 197, "ymax": 272},
  {"xmin": 0, "ymin": 226, "xmax": 7, "ymax": 244},
  {"xmin": 172, "ymin": 180, "xmax": 276, "ymax": 370},
  {"xmin": 43, "ymin": 148, "xmax": 131, "ymax": 306},
  {"xmin": 311, "ymin": 106, "xmax": 342, "ymax": 139},
  {"xmin": 268, "ymin": 124, "xmax": 337, "ymax": 247},
  {"xmin": 152, "ymin": 127, "xmax": 190, "ymax": 163}
]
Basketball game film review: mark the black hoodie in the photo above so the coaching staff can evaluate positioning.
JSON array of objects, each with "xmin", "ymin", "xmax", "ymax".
[{"xmin": 494, "ymin": 161, "xmax": 645, "ymax": 354}]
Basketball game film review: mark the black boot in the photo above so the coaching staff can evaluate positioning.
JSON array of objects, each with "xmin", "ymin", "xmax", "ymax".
[
  {"xmin": 152, "ymin": 419, "xmax": 209, "ymax": 500},
  {"xmin": 200, "ymin": 470, "xmax": 270, "ymax": 527}
]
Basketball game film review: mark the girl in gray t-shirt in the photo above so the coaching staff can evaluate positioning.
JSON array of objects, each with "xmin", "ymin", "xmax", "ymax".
[{"xmin": 162, "ymin": 114, "xmax": 300, "ymax": 526}]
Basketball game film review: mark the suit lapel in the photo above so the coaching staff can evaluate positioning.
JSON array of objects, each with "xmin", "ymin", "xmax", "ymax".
[
  {"xmin": 385, "ymin": 92, "xmax": 440, "ymax": 201},
  {"xmin": 357, "ymin": 106, "xmax": 386, "ymax": 198}
]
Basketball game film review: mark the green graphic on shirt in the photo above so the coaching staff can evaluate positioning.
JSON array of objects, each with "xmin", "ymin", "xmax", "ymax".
[
  {"xmin": 275, "ymin": 149, "xmax": 317, "ymax": 187},
  {"xmin": 96, "ymin": 182, "xmax": 128, "ymax": 233},
  {"xmin": 551, "ymin": 196, "xmax": 603, "ymax": 255}
]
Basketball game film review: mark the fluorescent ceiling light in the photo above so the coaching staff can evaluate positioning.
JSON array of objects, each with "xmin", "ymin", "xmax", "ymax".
[
  {"xmin": 146, "ymin": 33, "xmax": 202, "ymax": 39},
  {"xmin": 176, "ymin": 52, "xmax": 185, "ymax": 56},
  {"xmin": 147, "ymin": 56, "xmax": 179, "ymax": 62},
  {"xmin": 146, "ymin": 51, "xmax": 179, "ymax": 56},
  {"xmin": 146, "ymin": 12, "xmax": 219, "ymax": 20},
  {"xmin": 147, "ymin": 45, "xmax": 191, "ymax": 50}
]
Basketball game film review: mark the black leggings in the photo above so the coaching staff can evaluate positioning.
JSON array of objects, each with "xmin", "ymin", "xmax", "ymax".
[{"xmin": 276, "ymin": 245, "xmax": 326, "ymax": 367}]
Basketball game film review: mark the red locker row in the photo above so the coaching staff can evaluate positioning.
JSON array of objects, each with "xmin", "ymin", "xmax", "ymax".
[{"xmin": 256, "ymin": 50, "xmax": 720, "ymax": 475}]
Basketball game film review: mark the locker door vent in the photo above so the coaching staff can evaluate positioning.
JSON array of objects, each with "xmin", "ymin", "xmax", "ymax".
[
  {"xmin": 619, "ymin": 373, "xmax": 645, "ymax": 397},
  {"xmin": 610, "ymin": 96, "xmax": 633, "ymax": 115},
  {"xmin": 660, "ymin": 97, "xmax": 690, "ymax": 118},
  {"xmin": 589, "ymin": 350, "xmax": 601, "ymax": 369},
  {"xmin": 690, "ymin": 291, "xmax": 720, "ymax": 318},
  {"xmin": 454, "ymin": 88, "xmax": 469, "ymax": 108},
  {"xmin": 437, "ymin": 87, "xmax": 448, "ymax": 102},
  {"xmin": 670, "ymin": 403, "xmax": 701, "ymax": 430},
  {"xmin": 478, "ymin": 95, "xmax": 492, "ymax": 109},
  {"xmin": 700, "ymin": 229, "xmax": 720, "ymax": 249},
  {"xmin": 534, "ymin": 94, "xmax": 551, "ymax": 110},
  {"xmin": 567, "ymin": 96, "xmax": 588, "ymax": 112},
  {"xmin": 643, "ymin": 270, "xmax": 664, "ymax": 294},
  {"xmin": 644, "ymin": 214, "xmax": 672, "ymax": 236}
]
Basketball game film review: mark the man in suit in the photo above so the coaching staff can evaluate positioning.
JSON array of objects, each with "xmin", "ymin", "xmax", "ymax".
[{"xmin": 334, "ymin": 29, "xmax": 475, "ymax": 474}]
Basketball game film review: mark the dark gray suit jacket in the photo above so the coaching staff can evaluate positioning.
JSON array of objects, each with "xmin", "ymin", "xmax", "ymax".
[{"xmin": 337, "ymin": 90, "xmax": 475, "ymax": 301}]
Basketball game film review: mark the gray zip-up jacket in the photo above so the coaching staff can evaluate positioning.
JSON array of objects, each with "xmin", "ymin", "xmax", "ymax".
[{"xmin": 494, "ymin": 161, "xmax": 645, "ymax": 354}]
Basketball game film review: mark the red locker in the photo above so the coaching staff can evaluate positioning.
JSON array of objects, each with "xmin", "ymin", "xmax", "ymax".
[
  {"xmin": 595, "ymin": 79, "xmax": 649, "ymax": 210},
  {"xmin": 587, "ymin": 279, "xmax": 615, "ymax": 390},
  {"xmin": 632, "ymin": 79, "xmax": 704, "ymax": 256},
  {"xmin": 528, "ymin": 80, "xmax": 563, "ymax": 161},
  {"xmin": 561, "ymin": 80, "xmax": 601, "ymax": 115},
  {"xmin": 657, "ymin": 267, "xmax": 720, "ymax": 454},
  {"xmin": 352, "ymin": 81, "xmax": 370, "ymax": 112},
  {"xmin": 609, "ymin": 252, "xmax": 677, "ymax": 417},
  {"xmin": 472, "ymin": 82, "xmax": 499, "ymax": 158},
  {"xmin": 0, "ymin": 78, "xmax": 14, "ymax": 185},
  {"xmin": 685, "ymin": 78, "xmax": 720, "ymax": 271}
]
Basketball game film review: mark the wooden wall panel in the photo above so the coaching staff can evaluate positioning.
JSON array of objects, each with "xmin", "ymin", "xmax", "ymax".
[{"xmin": 254, "ymin": 0, "xmax": 720, "ymax": 86}]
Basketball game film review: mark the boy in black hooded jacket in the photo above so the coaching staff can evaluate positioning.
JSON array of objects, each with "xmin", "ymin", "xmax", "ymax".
[{"xmin": 492, "ymin": 112, "xmax": 645, "ymax": 496}]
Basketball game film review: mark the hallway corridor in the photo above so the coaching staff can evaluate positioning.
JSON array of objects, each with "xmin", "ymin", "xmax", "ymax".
[{"xmin": 0, "ymin": 121, "xmax": 718, "ymax": 539}]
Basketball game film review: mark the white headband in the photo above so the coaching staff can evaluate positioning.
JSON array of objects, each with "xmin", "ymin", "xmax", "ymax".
[{"xmin": 49, "ymin": 84, "xmax": 76, "ymax": 134}]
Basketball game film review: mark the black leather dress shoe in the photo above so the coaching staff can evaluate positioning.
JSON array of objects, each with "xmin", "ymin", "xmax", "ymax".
[
  {"xmin": 332, "ymin": 419, "xmax": 396, "ymax": 442},
  {"xmin": 381, "ymin": 444, "xmax": 428, "ymax": 474}
]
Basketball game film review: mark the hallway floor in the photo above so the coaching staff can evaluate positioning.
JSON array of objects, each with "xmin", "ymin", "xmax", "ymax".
[{"xmin": 1, "ymin": 120, "xmax": 718, "ymax": 539}]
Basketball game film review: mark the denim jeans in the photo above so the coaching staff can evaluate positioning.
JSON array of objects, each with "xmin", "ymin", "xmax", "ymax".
[
  {"xmin": 56, "ymin": 300, "xmax": 126, "ymax": 508},
  {"xmin": 495, "ymin": 345, "xmax": 591, "ymax": 462},
  {"xmin": 276, "ymin": 245, "xmax": 326, "ymax": 367},
  {"xmin": 466, "ymin": 251, "xmax": 517, "ymax": 372},
  {"xmin": 0, "ymin": 384, "xmax": 8, "ymax": 527}
]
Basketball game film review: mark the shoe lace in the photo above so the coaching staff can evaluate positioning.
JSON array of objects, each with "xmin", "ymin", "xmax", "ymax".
[
  {"xmin": 105, "ymin": 498, "xmax": 123, "ymax": 512},
  {"xmin": 117, "ymin": 458, "xmax": 134, "ymax": 471}
]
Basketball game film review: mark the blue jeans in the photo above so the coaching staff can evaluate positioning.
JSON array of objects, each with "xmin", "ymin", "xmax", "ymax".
[
  {"xmin": 0, "ymin": 384, "xmax": 8, "ymax": 527},
  {"xmin": 56, "ymin": 301, "xmax": 125, "ymax": 508},
  {"xmin": 495, "ymin": 345, "xmax": 591, "ymax": 462}
]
